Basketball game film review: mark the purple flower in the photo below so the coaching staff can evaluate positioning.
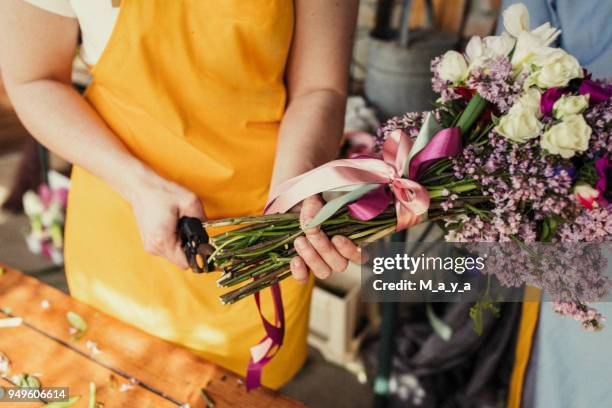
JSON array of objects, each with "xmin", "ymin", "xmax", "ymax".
[
  {"xmin": 595, "ymin": 156, "xmax": 609, "ymax": 206},
  {"xmin": 540, "ymin": 87, "xmax": 568, "ymax": 117},
  {"xmin": 579, "ymin": 79, "xmax": 612, "ymax": 104}
]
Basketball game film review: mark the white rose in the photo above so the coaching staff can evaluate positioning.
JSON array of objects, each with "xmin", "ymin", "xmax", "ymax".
[
  {"xmin": 503, "ymin": 3, "xmax": 530, "ymax": 37},
  {"xmin": 512, "ymin": 88, "xmax": 542, "ymax": 118},
  {"xmin": 511, "ymin": 32, "xmax": 555, "ymax": 70},
  {"xmin": 495, "ymin": 109, "xmax": 543, "ymax": 143},
  {"xmin": 483, "ymin": 33, "xmax": 515, "ymax": 57},
  {"xmin": 530, "ymin": 22, "xmax": 560, "ymax": 47},
  {"xmin": 553, "ymin": 94, "xmax": 589, "ymax": 119},
  {"xmin": 22, "ymin": 191, "xmax": 43, "ymax": 216},
  {"xmin": 526, "ymin": 49, "xmax": 583, "ymax": 89},
  {"xmin": 465, "ymin": 36, "xmax": 487, "ymax": 66},
  {"xmin": 437, "ymin": 50, "xmax": 468, "ymax": 84},
  {"xmin": 540, "ymin": 114, "xmax": 592, "ymax": 158},
  {"xmin": 465, "ymin": 34, "xmax": 515, "ymax": 68}
]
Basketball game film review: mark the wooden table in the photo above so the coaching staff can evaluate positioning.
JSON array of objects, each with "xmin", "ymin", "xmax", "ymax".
[{"xmin": 0, "ymin": 267, "xmax": 304, "ymax": 407}]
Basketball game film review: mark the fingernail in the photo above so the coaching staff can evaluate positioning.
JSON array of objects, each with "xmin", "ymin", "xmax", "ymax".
[
  {"xmin": 295, "ymin": 238, "xmax": 305, "ymax": 249},
  {"xmin": 302, "ymin": 220, "xmax": 315, "ymax": 233}
]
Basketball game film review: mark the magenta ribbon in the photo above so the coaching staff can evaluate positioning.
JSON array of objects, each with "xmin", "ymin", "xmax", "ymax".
[
  {"xmin": 245, "ymin": 280, "xmax": 285, "ymax": 391},
  {"xmin": 245, "ymin": 126, "xmax": 461, "ymax": 390}
]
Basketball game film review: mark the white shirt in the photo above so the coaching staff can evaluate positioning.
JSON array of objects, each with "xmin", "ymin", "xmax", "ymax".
[{"xmin": 24, "ymin": 0, "xmax": 119, "ymax": 65}]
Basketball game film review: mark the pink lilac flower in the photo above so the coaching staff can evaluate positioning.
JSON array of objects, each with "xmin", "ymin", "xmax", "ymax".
[
  {"xmin": 376, "ymin": 111, "xmax": 428, "ymax": 151},
  {"xmin": 466, "ymin": 56, "xmax": 526, "ymax": 113},
  {"xmin": 430, "ymin": 56, "xmax": 463, "ymax": 103},
  {"xmin": 557, "ymin": 205, "xmax": 612, "ymax": 242},
  {"xmin": 553, "ymin": 301, "xmax": 606, "ymax": 331},
  {"xmin": 451, "ymin": 133, "xmax": 577, "ymax": 221},
  {"xmin": 585, "ymin": 98, "xmax": 612, "ymax": 158}
]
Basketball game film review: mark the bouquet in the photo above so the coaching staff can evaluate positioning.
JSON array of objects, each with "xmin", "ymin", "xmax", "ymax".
[
  {"xmin": 204, "ymin": 4, "xmax": 612, "ymax": 330},
  {"xmin": 22, "ymin": 171, "xmax": 70, "ymax": 265}
]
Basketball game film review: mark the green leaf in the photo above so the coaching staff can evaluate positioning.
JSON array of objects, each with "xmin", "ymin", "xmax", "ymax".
[
  {"xmin": 306, "ymin": 184, "xmax": 380, "ymax": 229},
  {"xmin": 540, "ymin": 215, "xmax": 565, "ymax": 242},
  {"xmin": 404, "ymin": 113, "xmax": 442, "ymax": 177},
  {"xmin": 491, "ymin": 114, "xmax": 500, "ymax": 126},
  {"xmin": 426, "ymin": 304, "xmax": 452, "ymax": 341},
  {"xmin": 66, "ymin": 311, "xmax": 87, "ymax": 339},
  {"xmin": 469, "ymin": 303, "xmax": 484, "ymax": 336},
  {"xmin": 576, "ymin": 161, "xmax": 598, "ymax": 185},
  {"xmin": 470, "ymin": 299, "xmax": 500, "ymax": 335},
  {"xmin": 457, "ymin": 94, "xmax": 488, "ymax": 136},
  {"xmin": 88, "ymin": 382, "xmax": 96, "ymax": 408},
  {"xmin": 40, "ymin": 396, "xmax": 81, "ymax": 408},
  {"xmin": 14, "ymin": 373, "xmax": 40, "ymax": 388}
]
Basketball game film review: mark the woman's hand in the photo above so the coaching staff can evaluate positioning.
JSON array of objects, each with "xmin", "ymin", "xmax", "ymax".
[
  {"xmin": 125, "ymin": 168, "xmax": 206, "ymax": 269},
  {"xmin": 290, "ymin": 195, "xmax": 363, "ymax": 283},
  {"xmin": 0, "ymin": 1, "xmax": 206, "ymax": 271}
]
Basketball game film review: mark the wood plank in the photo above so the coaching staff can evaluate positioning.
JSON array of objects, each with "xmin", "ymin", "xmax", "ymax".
[
  {"xmin": 0, "ymin": 325, "xmax": 173, "ymax": 407},
  {"xmin": 408, "ymin": 0, "xmax": 467, "ymax": 34},
  {"xmin": 0, "ymin": 267, "xmax": 304, "ymax": 407}
]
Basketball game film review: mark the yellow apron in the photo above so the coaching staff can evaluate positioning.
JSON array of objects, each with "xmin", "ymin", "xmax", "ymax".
[
  {"xmin": 64, "ymin": 0, "xmax": 313, "ymax": 389},
  {"xmin": 507, "ymin": 287, "xmax": 541, "ymax": 408}
]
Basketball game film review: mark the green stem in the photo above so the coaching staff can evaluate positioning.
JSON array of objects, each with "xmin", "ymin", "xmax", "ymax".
[{"xmin": 456, "ymin": 93, "xmax": 488, "ymax": 136}]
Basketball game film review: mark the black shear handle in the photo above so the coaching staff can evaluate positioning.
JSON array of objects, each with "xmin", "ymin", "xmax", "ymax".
[{"xmin": 177, "ymin": 216, "xmax": 213, "ymax": 273}]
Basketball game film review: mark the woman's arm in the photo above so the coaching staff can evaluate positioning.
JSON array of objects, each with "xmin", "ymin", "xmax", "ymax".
[
  {"xmin": 270, "ymin": 0, "xmax": 361, "ymax": 283},
  {"xmin": 0, "ymin": 0, "xmax": 204, "ymax": 268}
]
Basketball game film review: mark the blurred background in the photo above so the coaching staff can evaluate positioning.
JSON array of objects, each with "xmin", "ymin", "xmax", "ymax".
[{"xmin": 0, "ymin": 1, "xmax": 511, "ymax": 407}]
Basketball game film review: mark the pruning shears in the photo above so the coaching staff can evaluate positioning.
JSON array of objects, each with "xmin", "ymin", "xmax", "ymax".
[{"xmin": 177, "ymin": 216, "xmax": 215, "ymax": 273}]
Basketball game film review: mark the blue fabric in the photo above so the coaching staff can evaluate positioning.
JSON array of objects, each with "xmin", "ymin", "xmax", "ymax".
[
  {"xmin": 498, "ymin": 2, "xmax": 612, "ymax": 407},
  {"xmin": 498, "ymin": 0, "xmax": 612, "ymax": 77},
  {"xmin": 531, "ymin": 302, "xmax": 612, "ymax": 408}
]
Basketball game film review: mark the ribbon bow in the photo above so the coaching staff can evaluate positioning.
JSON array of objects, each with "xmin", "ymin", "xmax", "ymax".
[{"xmin": 265, "ymin": 121, "xmax": 462, "ymax": 231}]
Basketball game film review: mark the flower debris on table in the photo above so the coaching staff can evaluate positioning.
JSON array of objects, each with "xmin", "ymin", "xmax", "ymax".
[
  {"xmin": 107, "ymin": 374, "xmax": 118, "ymax": 390},
  {"xmin": 89, "ymin": 381, "xmax": 104, "ymax": 408},
  {"xmin": 85, "ymin": 340, "xmax": 101, "ymax": 357},
  {"xmin": 66, "ymin": 311, "xmax": 87, "ymax": 340},
  {"xmin": 12, "ymin": 373, "xmax": 41, "ymax": 388},
  {"xmin": 0, "ymin": 350, "xmax": 10, "ymax": 376},
  {"xmin": 118, "ymin": 382, "xmax": 134, "ymax": 392},
  {"xmin": 0, "ymin": 317, "xmax": 23, "ymax": 328}
]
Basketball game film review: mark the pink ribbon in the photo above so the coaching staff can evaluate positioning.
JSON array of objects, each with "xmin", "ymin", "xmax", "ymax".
[
  {"xmin": 245, "ymin": 126, "xmax": 461, "ymax": 389},
  {"xmin": 266, "ymin": 127, "xmax": 462, "ymax": 231}
]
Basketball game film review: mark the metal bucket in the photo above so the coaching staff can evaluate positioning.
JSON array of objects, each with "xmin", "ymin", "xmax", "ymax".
[{"xmin": 365, "ymin": 30, "xmax": 457, "ymax": 118}]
